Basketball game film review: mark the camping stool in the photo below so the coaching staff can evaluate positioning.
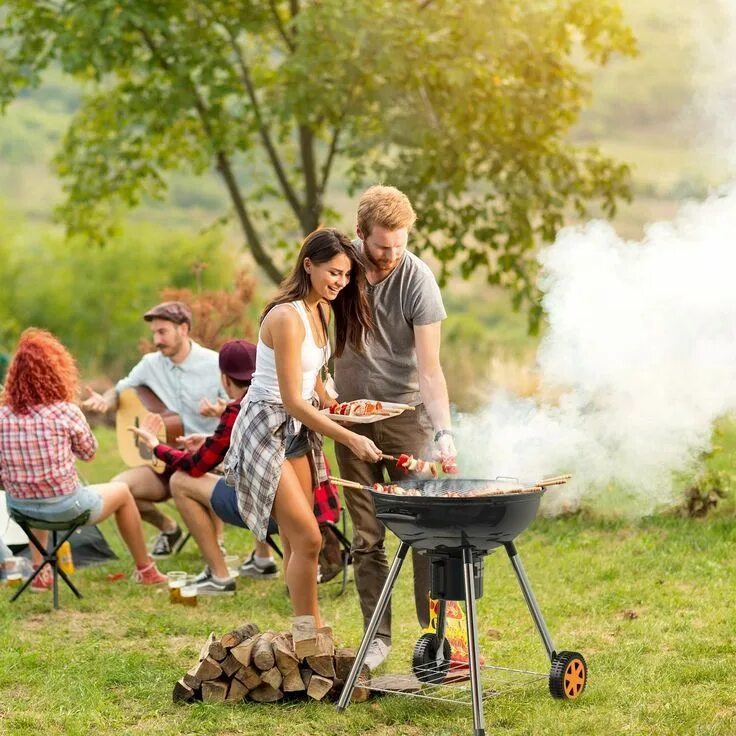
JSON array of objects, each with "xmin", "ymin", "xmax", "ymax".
[{"xmin": 8, "ymin": 509, "xmax": 90, "ymax": 609}]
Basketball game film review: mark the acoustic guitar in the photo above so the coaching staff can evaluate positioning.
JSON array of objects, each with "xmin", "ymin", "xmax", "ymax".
[{"xmin": 115, "ymin": 386, "xmax": 184, "ymax": 474}]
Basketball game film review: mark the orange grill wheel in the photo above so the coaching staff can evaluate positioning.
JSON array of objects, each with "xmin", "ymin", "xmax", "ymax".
[{"xmin": 549, "ymin": 651, "xmax": 587, "ymax": 700}]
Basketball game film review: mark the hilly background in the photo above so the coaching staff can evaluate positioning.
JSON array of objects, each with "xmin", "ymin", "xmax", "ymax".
[{"xmin": 0, "ymin": 0, "xmax": 733, "ymax": 408}]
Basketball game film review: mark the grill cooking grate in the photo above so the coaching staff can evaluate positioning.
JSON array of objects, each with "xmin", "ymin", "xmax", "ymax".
[{"xmin": 367, "ymin": 662, "xmax": 547, "ymax": 705}]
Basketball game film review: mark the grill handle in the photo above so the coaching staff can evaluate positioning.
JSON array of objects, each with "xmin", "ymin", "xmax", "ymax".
[{"xmin": 376, "ymin": 511, "xmax": 418, "ymax": 523}]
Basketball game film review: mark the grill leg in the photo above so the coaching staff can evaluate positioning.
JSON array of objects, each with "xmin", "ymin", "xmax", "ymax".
[
  {"xmin": 462, "ymin": 547, "xmax": 485, "ymax": 736},
  {"xmin": 336, "ymin": 541, "xmax": 411, "ymax": 711},
  {"xmin": 504, "ymin": 542, "xmax": 556, "ymax": 661}
]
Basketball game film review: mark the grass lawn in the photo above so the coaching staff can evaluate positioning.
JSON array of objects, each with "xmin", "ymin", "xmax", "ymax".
[{"xmin": 1, "ymin": 429, "xmax": 735, "ymax": 736}]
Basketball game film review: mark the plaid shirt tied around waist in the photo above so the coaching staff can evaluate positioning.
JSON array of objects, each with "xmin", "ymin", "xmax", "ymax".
[{"xmin": 223, "ymin": 398, "xmax": 327, "ymax": 541}]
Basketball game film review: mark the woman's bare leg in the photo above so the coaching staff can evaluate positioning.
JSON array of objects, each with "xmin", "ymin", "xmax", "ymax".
[
  {"xmin": 29, "ymin": 530, "xmax": 48, "ymax": 567},
  {"xmin": 271, "ymin": 458, "xmax": 321, "ymax": 624},
  {"xmin": 93, "ymin": 482, "xmax": 150, "ymax": 567}
]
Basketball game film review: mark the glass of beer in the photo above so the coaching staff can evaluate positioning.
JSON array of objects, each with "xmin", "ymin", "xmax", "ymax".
[
  {"xmin": 167, "ymin": 571, "xmax": 187, "ymax": 603},
  {"xmin": 5, "ymin": 557, "xmax": 24, "ymax": 589},
  {"xmin": 180, "ymin": 584, "xmax": 198, "ymax": 607},
  {"xmin": 225, "ymin": 555, "xmax": 240, "ymax": 579}
]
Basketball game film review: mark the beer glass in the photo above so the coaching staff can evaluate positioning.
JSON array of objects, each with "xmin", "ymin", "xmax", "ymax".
[
  {"xmin": 180, "ymin": 584, "xmax": 198, "ymax": 607},
  {"xmin": 5, "ymin": 557, "xmax": 24, "ymax": 589},
  {"xmin": 225, "ymin": 555, "xmax": 240, "ymax": 579},
  {"xmin": 168, "ymin": 570, "xmax": 187, "ymax": 603}
]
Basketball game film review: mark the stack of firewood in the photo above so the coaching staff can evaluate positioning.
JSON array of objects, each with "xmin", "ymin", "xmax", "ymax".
[{"xmin": 173, "ymin": 616, "xmax": 370, "ymax": 704}]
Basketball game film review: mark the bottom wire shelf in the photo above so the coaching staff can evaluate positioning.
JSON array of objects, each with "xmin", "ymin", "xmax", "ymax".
[{"xmin": 366, "ymin": 662, "xmax": 547, "ymax": 705}]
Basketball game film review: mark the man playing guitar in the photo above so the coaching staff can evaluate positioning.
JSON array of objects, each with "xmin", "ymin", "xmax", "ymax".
[{"xmin": 83, "ymin": 301, "xmax": 226, "ymax": 557}]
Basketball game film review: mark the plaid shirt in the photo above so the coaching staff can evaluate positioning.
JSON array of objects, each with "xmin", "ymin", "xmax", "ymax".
[
  {"xmin": 223, "ymin": 398, "xmax": 328, "ymax": 541},
  {"xmin": 0, "ymin": 402, "xmax": 97, "ymax": 499},
  {"xmin": 313, "ymin": 457, "xmax": 340, "ymax": 524},
  {"xmin": 153, "ymin": 400, "xmax": 239, "ymax": 477}
]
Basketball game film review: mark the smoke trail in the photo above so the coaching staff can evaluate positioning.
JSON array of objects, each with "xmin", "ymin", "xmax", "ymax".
[{"xmin": 455, "ymin": 188, "xmax": 736, "ymax": 515}]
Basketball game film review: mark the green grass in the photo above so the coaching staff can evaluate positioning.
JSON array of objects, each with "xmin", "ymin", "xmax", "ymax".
[{"xmin": 2, "ymin": 430, "xmax": 735, "ymax": 735}]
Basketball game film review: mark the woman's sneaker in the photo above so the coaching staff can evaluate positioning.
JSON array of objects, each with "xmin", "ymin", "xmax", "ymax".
[
  {"xmin": 239, "ymin": 552, "xmax": 278, "ymax": 579},
  {"xmin": 132, "ymin": 560, "xmax": 168, "ymax": 585},
  {"xmin": 150, "ymin": 526, "xmax": 184, "ymax": 558},
  {"xmin": 30, "ymin": 565, "xmax": 52, "ymax": 593},
  {"xmin": 196, "ymin": 577, "xmax": 236, "ymax": 596}
]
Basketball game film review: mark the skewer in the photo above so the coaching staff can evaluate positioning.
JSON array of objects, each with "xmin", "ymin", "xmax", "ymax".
[
  {"xmin": 537, "ymin": 475, "xmax": 572, "ymax": 487},
  {"xmin": 328, "ymin": 476, "xmax": 371, "ymax": 492},
  {"xmin": 380, "ymin": 454, "xmax": 397, "ymax": 462}
]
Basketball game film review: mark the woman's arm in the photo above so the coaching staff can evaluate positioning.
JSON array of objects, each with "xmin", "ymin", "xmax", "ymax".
[{"xmin": 263, "ymin": 307, "xmax": 380, "ymax": 461}]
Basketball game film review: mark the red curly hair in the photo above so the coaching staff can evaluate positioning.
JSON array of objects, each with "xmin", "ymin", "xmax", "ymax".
[{"xmin": 2, "ymin": 328, "xmax": 79, "ymax": 414}]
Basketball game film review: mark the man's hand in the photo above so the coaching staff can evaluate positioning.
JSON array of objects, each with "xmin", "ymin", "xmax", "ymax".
[
  {"xmin": 199, "ymin": 397, "xmax": 227, "ymax": 417},
  {"xmin": 127, "ymin": 413, "xmax": 164, "ymax": 451},
  {"xmin": 176, "ymin": 433, "xmax": 207, "ymax": 453},
  {"xmin": 434, "ymin": 433, "xmax": 458, "ymax": 474},
  {"xmin": 82, "ymin": 386, "xmax": 110, "ymax": 413}
]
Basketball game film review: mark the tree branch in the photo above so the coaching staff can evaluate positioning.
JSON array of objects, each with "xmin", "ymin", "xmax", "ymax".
[
  {"xmin": 223, "ymin": 25, "xmax": 305, "ymax": 222},
  {"xmin": 137, "ymin": 25, "xmax": 283, "ymax": 284},
  {"xmin": 268, "ymin": 0, "xmax": 295, "ymax": 51},
  {"xmin": 318, "ymin": 125, "xmax": 342, "ymax": 200},
  {"xmin": 299, "ymin": 124, "xmax": 319, "ymax": 233}
]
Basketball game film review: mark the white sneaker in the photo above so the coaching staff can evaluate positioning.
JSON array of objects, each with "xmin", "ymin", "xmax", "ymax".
[{"xmin": 364, "ymin": 639, "xmax": 391, "ymax": 671}]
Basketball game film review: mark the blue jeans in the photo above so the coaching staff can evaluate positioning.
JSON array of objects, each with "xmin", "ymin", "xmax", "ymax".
[{"xmin": 7, "ymin": 486, "xmax": 103, "ymax": 525}]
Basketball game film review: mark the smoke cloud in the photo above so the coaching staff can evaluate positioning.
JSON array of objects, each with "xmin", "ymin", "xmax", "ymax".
[{"xmin": 455, "ymin": 188, "xmax": 736, "ymax": 515}]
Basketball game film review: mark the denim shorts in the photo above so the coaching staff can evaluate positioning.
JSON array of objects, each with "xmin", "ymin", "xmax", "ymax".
[
  {"xmin": 211, "ymin": 478, "xmax": 278, "ymax": 535},
  {"xmin": 284, "ymin": 428, "xmax": 310, "ymax": 459},
  {"xmin": 7, "ymin": 486, "xmax": 103, "ymax": 525}
]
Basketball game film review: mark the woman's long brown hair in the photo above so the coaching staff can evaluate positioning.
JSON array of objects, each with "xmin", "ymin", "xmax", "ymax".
[{"xmin": 262, "ymin": 228, "xmax": 373, "ymax": 356}]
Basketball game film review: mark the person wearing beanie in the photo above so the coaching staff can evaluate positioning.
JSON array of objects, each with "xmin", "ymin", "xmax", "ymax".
[{"xmin": 129, "ymin": 340, "xmax": 278, "ymax": 595}]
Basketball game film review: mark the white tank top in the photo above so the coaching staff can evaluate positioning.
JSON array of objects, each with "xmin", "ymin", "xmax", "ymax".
[{"xmin": 249, "ymin": 301, "xmax": 330, "ymax": 403}]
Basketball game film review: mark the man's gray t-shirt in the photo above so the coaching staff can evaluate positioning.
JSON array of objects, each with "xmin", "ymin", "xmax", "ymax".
[{"xmin": 334, "ymin": 247, "xmax": 446, "ymax": 406}]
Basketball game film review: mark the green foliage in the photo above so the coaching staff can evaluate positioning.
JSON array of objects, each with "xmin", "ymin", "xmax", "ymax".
[
  {"xmin": 0, "ymin": 0, "xmax": 636, "ymax": 326},
  {"xmin": 0, "ymin": 202, "xmax": 240, "ymax": 374}
]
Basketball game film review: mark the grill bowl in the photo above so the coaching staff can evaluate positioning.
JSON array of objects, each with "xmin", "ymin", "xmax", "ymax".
[{"xmin": 371, "ymin": 478, "xmax": 544, "ymax": 554}]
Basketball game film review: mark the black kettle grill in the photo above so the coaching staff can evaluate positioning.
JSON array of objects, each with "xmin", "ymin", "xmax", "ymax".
[{"xmin": 336, "ymin": 478, "xmax": 587, "ymax": 736}]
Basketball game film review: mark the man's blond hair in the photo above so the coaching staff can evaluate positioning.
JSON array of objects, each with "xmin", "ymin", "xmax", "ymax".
[{"xmin": 357, "ymin": 185, "xmax": 417, "ymax": 236}]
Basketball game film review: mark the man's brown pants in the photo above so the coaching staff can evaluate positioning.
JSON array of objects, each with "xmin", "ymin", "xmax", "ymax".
[{"xmin": 335, "ymin": 405, "xmax": 434, "ymax": 646}]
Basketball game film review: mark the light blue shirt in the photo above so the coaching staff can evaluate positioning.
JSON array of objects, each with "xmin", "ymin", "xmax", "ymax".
[{"xmin": 115, "ymin": 341, "xmax": 226, "ymax": 434}]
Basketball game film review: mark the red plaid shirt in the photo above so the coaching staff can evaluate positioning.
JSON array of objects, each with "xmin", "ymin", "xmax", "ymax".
[
  {"xmin": 153, "ymin": 400, "xmax": 239, "ymax": 477},
  {"xmin": 0, "ymin": 402, "xmax": 97, "ymax": 499}
]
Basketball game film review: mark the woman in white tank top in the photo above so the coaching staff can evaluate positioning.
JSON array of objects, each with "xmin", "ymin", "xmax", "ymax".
[{"xmin": 224, "ymin": 228, "xmax": 382, "ymax": 627}]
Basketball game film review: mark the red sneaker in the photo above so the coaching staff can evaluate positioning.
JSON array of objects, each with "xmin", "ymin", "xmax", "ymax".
[
  {"xmin": 30, "ymin": 565, "xmax": 53, "ymax": 593},
  {"xmin": 132, "ymin": 560, "xmax": 168, "ymax": 585}
]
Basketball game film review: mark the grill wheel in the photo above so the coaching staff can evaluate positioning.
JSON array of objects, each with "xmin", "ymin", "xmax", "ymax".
[
  {"xmin": 412, "ymin": 633, "xmax": 452, "ymax": 684},
  {"xmin": 549, "ymin": 651, "xmax": 588, "ymax": 700}
]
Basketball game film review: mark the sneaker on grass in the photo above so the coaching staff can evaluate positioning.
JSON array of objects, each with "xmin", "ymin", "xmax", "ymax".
[
  {"xmin": 239, "ymin": 551, "xmax": 278, "ymax": 579},
  {"xmin": 131, "ymin": 560, "xmax": 168, "ymax": 585},
  {"xmin": 192, "ymin": 565, "xmax": 212, "ymax": 584},
  {"xmin": 196, "ymin": 577, "xmax": 236, "ymax": 596},
  {"xmin": 30, "ymin": 565, "xmax": 52, "ymax": 593},
  {"xmin": 364, "ymin": 639, "xmax": 392, "ymax": 671},
  {"xmin": 150, "ymin": 526, "xmax": 183, "ymax": 559}
]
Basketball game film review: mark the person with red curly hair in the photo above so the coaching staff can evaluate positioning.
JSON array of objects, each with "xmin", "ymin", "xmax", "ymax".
[{"xmin": 0, "ymin": 328, "xmax": 167, "ymax": 589}]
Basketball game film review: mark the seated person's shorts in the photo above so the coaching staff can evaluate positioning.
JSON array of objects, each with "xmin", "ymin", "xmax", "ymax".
[
  {"xmin": 7, "ymin": 486, "xmax": 104, "ymax": 525},
  {"xmin": 210, "ymin": 428, "xmax": 308, "ymax": 533}
]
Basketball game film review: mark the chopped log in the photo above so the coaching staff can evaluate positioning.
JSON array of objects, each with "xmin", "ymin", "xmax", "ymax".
[
  {"xmin": 208, "ymin": 639, "xmax": 228, "ymax": 662},
  {"xmin": 335, "ymin": 648, "xmax": 358, "ymax": 682},
  {"xmin": 235, "ymin": 665, "xmax": 262, "ymax": 690},
  {"xmin": 199, "ymin": 632, "xmax": 216, "ymax": 661},
  {"xmin": 221, "ymin": 623, "xmax": 260, "ymax": 649},
  {"xmin": 193, "ymin": 656, "xmax": 223, "ymax": 682},
  {"xmin": 351, "ymin": 684, "xmax": 371, "ymax": 703},
  {"xmin": 305, "ymin": 627, "xmax": 335, "ymax": 678},
  {"xmin": 292, "ymin": 615, "xmax": 318, "ymax": 659},
  {"xmin": 370, "ymin": 674, "xmax": 422, "ymax": 692},
  {"xmin": 202, "ymin": 679, "xmax": 229, "ymax": 703},
  {"xmin": 273, "ymin": 635, "xmax": 299, "ymax": 675},
  {"xmin": 260, "ymin": 666, "xmax": 283, "ymax": 690},
  {"xmin": 252, "ymin": 632, "xmax": 277, "ymax": 671},
  {"xmin": 248, "ymin": 683, "xmax": 283, "ymax": 703},
  {"xmin": 219, "ymin": 653, "xmax": 240, "ymax": 678},
  {"xmin": 281, "ymin": 667, "xmax": 306, "ymax": 693},
  {"xmin": 306, "ymin": 674, "xmax": 333, "ymax": 701},
  {"xmin": 231, "ymin": 635, "xmax": 258, "ymax": 667},
  {"xmin": 183, "ymin": 664, "xmax": 202, "ymax": 691},
  {"xmin": 226, "ymin": 677, "xmax": 249, "ymax": 703},
  {"xmin": 300, "ymin": 667, "xmax": 312, "ymax": 689},
  {"xmin": 173, "ymin": 679, "xmax": 195, "ymax": 704}
]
